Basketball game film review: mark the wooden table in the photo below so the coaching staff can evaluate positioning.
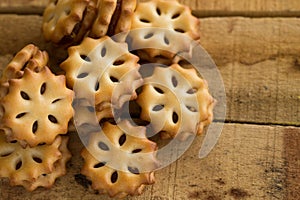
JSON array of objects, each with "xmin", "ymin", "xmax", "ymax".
[{"xmin": 0, "ymin": 0, "xmax": 299, "ymax": 199}]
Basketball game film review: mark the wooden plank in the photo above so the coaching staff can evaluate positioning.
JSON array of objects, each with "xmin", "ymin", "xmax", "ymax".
[
  {"xmin": 199, "ymin": 17, "xmax": 300, "ymax": 125},
  {"xmin": 180, "ymin": 0, "xmax": 300, "ymax": 17},
  {"xmin": 0, "ymin": 0, "xmax": 47, "ymax": 14},
  {"xmin": 0, "ymin": 15, "xmax": 299, "ymax": 125},
  {"xmin": 0, "ymin": 123, "xmax": 299, "ymax": 199},
  {"xmin": 1, "ymin": 0, "xmax": 300, "ymax": 17}
]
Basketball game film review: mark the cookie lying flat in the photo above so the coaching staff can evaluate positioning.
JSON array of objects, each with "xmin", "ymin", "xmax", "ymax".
[
  {"xmin": 137, "ymin": 64, "xmax": 215, "ymax": 140},
  {"xmin": 42, "ymin": 0, "xmax": 96, "ymax": 46},
  {"xmin": 20, "ymin": 136, "xmax": 72, "ymax": 191},
  {"xmin": 1, "ymin": 67, "xmax": 74, "ymax": 147},
  {"xmin": 60, "ymin": 36, "xmax": 142, "ymax": 121},
  {"xmin": 130, "ymin": 0, "xmax": 200, "ymax": 63},
  {"xmin": 0, "ymin": 133, "xmax": 62, "ymax": 189},
  {"xmin": 81, "ymin": 120, "xmax": 159, "ymax": 198}
]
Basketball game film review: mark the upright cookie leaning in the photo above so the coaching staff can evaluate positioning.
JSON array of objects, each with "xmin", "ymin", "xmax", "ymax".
[
  {"xmin": 42, "ymin": 0, "xmax": 137, "ymax": 46},
  {"xmin": 89, "ymin": 0, "xmax": 137, "ymax": 41},
  {"xmin": 42, "ymin": 0, "xmax": 95, "ymax": 46}
]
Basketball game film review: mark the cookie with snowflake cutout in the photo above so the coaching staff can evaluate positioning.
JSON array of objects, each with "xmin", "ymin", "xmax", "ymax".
[
  {"xmin": 137, "ymin": 64, "xmax": 215, "ymax": 140},
  {"xmin": 0, "ymin": 67, "xmax": 74, "ymax": 147},
  {"xmin": 81, "ymin": 120, "xmax": 159, "ymax": 198}
]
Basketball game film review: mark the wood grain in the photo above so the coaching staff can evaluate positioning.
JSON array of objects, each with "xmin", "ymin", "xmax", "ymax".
[
  {"xmin": 0, "ymin": 124, "xmax": 298, "ymax": 200},
  {"xmin": 1, "ymin": 15, "xmax": 299, "ymax": 125},
  {"xmin": 0, "ymin": 0, "xmax": 47, "ymax": 14},
  {"xmin": 1, "ymin": 0, "xmax": 300, "ymax": 17},
  {"xmin": 180, "ymin": 0, "xmax": 300, "ymax": 17}
]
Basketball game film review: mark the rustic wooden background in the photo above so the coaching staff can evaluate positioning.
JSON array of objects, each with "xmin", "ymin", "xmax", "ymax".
[{"xmin": 0, "ymin": 0, "xmax": 299, "ymax": 199}]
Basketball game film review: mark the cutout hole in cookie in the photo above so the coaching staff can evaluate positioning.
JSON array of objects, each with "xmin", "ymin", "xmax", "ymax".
[
  {"xmin": 20, "ymin": 91, "xmax": 30, "ymax": 100},
  {"xmin": 77, "ymin": 72, "xmax": 89, "ymax": 79},
  {"xmin": 48, "ymin": 115, "xmax": 58, "ymax": 124},
  {"xmin": 153, "ymin": 87, "xmax": 164, "ymax": 94},
  {"xmin": 10, "ymin": 140, "xmax": 17, "ymax": 144},
  {"xmin": 47, "ymin": 14, "xmax": 54, "ymax": 22},
  {"xmin": 118, "ymin": 134, "xmax": 126, "ymax": 146},
  {"xmin": 152, "ymin": 104, "xmax": 164, "ymax": 111},
  {"xmin": 144, "ymin": 32, "xmax": 154, "ymax": 39},
  {"xmin": 187, "ymin": 88, "xmax": 198, "ymax": 94},
  {"xmin": 95, "ymin": 81, "xmax": 100, "ymax": 91},
  {"xmin": 65, "ymin": 8, "xmax": 71, "ymax": 16},
  {"xmin": 186, "ymin": 105, "xmax": 198, "ymax": 112},
  {"xmin": 15, "ymin": 160, "xmax": 22, "ymax": 170},
  {"xmin": 0, "ymin": 151, "xmax": 13, "ymax": 157},
  {"xmin": 156, "ymin": 7, "xmax": 161, "ymax": 16},
  {"xmin": 110, "ymin": 76, "xmax": 119, "ymax": 83},
  {"xmin": 172, "ymin": 112, "xmax": 179, "ymax": 124},
  {"xmin": 128, "ymin": 166, "xmax": 140, "ymax": 175},
  {"xmin": 101, "ymin": 47, "xmax": 107, "ymax": 57},
  {"xmin": 132, "ymin": 149, "xmax": 142, "ymax": 154},
  {"xmin": 98, "ymin": 142, "xmax": 109, "ymax": 151},
  {"xmin": 113, "ymin": 60, "xmax": 125, "ymax": 66},
  {"xmin": 172, "ymin": 13, "xmax": 181, "ymax": 19},
  {"xmin": 172, "ymin": 76, "xmax": 178, "ymax": 87},
  {"xmin": 40, "ymin": 82, "xmax": 46, "ymax": 95},
  {"xmin": 52, "ymin": 99, "xmax": 61, "ymax": 104},
  {"xmin": 111, "ymin": 171, "xmax": 118, "ymax": 183},
  {"xmin": 32, "ymin": 121, "xmax": 38, "ymax": 134},
  {"xmin": 164, "ymin": 36, "xmax": 170, "ymax": 45},
  {"xmin": 140, "ymin": 18, "xmax": 150, "ymax": 23},
  {"xmin": 87, "ymin": 106, "xmax": 95, "ymax": 112},
  {"xmin": 32, "ymin": 156, "xmax": 43, "ymax": 163},
  {"xmin": 94, "ymin": 162, "xmax": 106, "ymax": 168},
  {"xmin": 174, "ymin": 28, "xmax": 185, "ymax": 33},
  {"xmin": 80, "ymin": 55, "xmax": 91, "ymax": 62},
  {"xmin": 16, "ymin": 112, "xmax": 27, "ymax": 119}
]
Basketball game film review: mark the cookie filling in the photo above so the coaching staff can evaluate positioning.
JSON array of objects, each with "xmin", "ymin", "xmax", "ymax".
[{"xmin": 107, "ymin": 0, "xmax": 122, "ymax": 36}]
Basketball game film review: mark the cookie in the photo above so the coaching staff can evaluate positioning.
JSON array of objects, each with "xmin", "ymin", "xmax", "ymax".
[
  {"xmin": 89, "ymin": 0, "xmax": 136, "ymax": 41},
  {"xmin": 0, "ymin": 44, "xmax": 49, "ymax": 84},
  {"xmin": 20, "ymin": 136, "xmax": 72, "ymax": 191},
  {"xmin": 0, "ymin": 132, "xmax": 62, "ymax": 189},
  {"xmin": 42, "ymin": 0, "xmax": 95, "ymax": 46},
  {"xmin": 130, "ymin": 0, "xmax": 200, "ymax": 62},
  {"xmin": 1, "ymin": 67, "xmax": 74, "ymax": 147},
  {"xmin": 60, "ymin": 36, "xmax": 142, "ymax": 120},
  {"xmin": 137, "ymin": 64, "xmax": 215, "ymax": 140},
  {"xmin": 81, "ymin": 120, "xmax": 158, "ymax": 198}
]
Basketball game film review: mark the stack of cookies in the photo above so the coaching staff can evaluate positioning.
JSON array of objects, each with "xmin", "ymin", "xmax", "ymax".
[
  {"xmin": 42, "ymin": 0, "xmax": 137, "ymax": 46},
  {"xmin": 0, "ymin": 0, "xmax": 215, "ymax": 198},
  {"xmin": 0, "ymin": 45, "xmax": 74, "ymax": 191}
]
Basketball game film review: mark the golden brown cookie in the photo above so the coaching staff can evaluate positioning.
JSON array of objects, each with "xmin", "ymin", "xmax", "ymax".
[
  {"xmin": 89, "ymin": 0, "xmax": 136, "ymax": 41},
  {"xmin": 137, "ymin": 64, "xmax": 215, "ymax": 140},
  {"xmin": 42, "ymin": 0, "xmax": 94, "ymax": 46},
  {"xmin": 0, "ymin": 132, "xmax": 62, "ymax": 189},
  {"xmin": 1, "ymin": 67, "xmax": 74, "ymax": 147},
  {"xmin": 60, "ymin": 36, "xmax": 142, "ymax": 120},
  {"xmin": 20, "ymin": 136, "xmax": 72, "ymax": 191},
  {"xmin": 81, "ymin": 120, "xmax": 159, "ymax": 198},
  {"xmin": 0, "ymin": 44, "xmax": 48, "ymax": 84},
  {"xmin": 130, "ymin": 0, "xmax": 200, "ymax": 62}
]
